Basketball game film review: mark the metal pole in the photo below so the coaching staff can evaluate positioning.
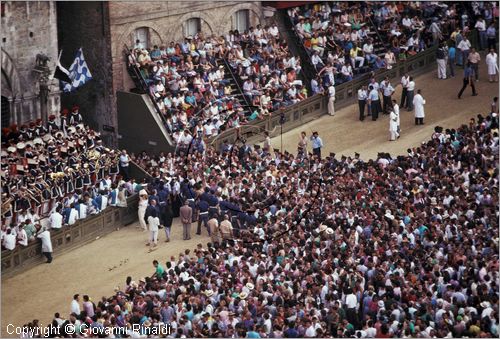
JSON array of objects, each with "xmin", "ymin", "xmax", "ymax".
[{"xmin": 280, "ymin": 124, "xmax": 283, "ymax": 153}]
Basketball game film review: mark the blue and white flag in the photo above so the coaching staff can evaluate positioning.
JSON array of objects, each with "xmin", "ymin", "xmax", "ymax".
[{"xmin": 61, "ymin": 48, "xmax": 93, "ymax": 92}]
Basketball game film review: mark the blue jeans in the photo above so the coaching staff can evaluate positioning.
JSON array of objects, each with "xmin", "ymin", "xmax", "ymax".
[
  {"xmin": 449, "ymin": 57, "xmax": 455, "ymax": 77},
  {"xmin": 456, "ymin": 51, "xmax": 463, "ymax": 66},
  {"xmin": 462, "ymin": 50, "xmax": 470, "ymax": 68}
]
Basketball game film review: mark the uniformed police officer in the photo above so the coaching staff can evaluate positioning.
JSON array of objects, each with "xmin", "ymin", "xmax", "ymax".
[
  {"xmin": 196, "ymin": 198, "xmax": 209, "ymax": 235},
  {"xmin": 357, "ymin": 85, "xmax": 368, "ymax": 121}
]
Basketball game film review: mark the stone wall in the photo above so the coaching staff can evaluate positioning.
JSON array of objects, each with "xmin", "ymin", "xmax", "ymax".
[
  {"xmin": 56, "ymin": 2, "xmax": 116, "ymax": 146},
  {"xmin": 1, "ymin": 1, "xmax": 61, "ymax": 125}
]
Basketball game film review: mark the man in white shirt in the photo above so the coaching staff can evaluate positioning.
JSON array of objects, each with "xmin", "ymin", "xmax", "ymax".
[
  {"xmin": 177, "ymin": 130, "xmax": 193, "ymax": 153},
  {"xmin": 3, "ymin": 229, "xmax": 16, "ymax": 250},
  {"xmin": 311, "ymin": 51, "xmax": 324, "ymax": 71},
  {"xmin": 243, "ymin": 79, "xmax": 255, "ymax": 103},
  {"xmin": 345, "ymin": 288, "xmax": 359, "ymax": 328},
  {"xmin": 475, "ymin": 17, "xmax": 487, "ymax": 50},
  {"xmin": 268, "ymin": 24, "xmax": 279, "ymax": 38},
  {"xmin": 71, "ymin": 294, "xmax": 81, "ymax": 315},
  {"xmin": 402, "ymin": 15, "xmax": 413, "ymax": 30},
  {"xmin": 380, "ymin": 77, "xmax": 395, "ymax": 114},
  {"xmin": 67, "ymin": 205, "xmax": 79, "ymax": 226},
  {"xmin": 49, "ymin": 209, "xmax": 63, "ymax": 229},
  {"xmin": 458, "ymin": 38, "xmax": 471, "ymax": 67},
  {"xmin": 406, "ymin": 76, "xmax": 416, "ymax": 111},
  {"xmin": 363, "ymin": 39, "xmax": 376, "ymax": 64},
  {"xmin": 304, "ymin": 319, "xmax": 317, "ymax": 337},
  {"xmin": 119, "ymin": 150, "xmax": 130, "ymax": 181},
  {"xmin": 17, "ymin": 227, "xmax": 28, "ymax": 247},
  {"xmin": 147, "ymin": 209, "xmax": 160, "ymax": 249},
  {"xmin": 358, "ymin": 85, "xmax": 368, "ymax": 120},
  {"xmin": 341, "ymin": 64, "xmax": 353, "ymax": 81},
  {"xmin": 37, "ymin": 226, "xmax": 53, "ymax": 263},
  {"xmin": 400, "ymin": 73, "xmax": 410, "ymax": 108}
]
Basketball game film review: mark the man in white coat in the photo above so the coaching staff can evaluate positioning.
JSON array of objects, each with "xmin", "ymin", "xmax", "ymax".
[
  {"xmin": 138, "ymin": 190, "xmax": 149, "ymax": 231},
  {"xmin": 389, "ymin": 100, "xmax": 401, "ymax": 141},
  {"xmin": 327, "ymin": 84, "xmax": 336, "ymax": 116},
  {"xmin": 486, "ymin": 48, "xmax": 498, "ymax": 83},
  {"xmin": 413, "ymin": 89, "xmax": 426, "ymax": 125},
  {"xmin": 147, "ymin": 208, "xmax": 160, "ymax": 250},
  {"xmin": 36, "ymin": 225, "xmax": 53, "ymax": 263}
]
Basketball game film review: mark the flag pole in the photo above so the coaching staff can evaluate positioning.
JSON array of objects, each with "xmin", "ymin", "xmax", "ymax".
[{"xmin": 52, "ymin": 50, "xmax": 63, "ymax": 78}]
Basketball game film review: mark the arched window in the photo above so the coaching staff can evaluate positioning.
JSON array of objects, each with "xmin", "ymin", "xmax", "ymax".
[
  {"xmin": 233, "ymin": 9, "xmax": 249, "ymax": 32},
  {"xmin": 184, "ymin": 18, "xmax": 201, "ymax": 37},
  {"xmin": 133, "ymin": 27, "xmax": 149, "ymax": 49}
]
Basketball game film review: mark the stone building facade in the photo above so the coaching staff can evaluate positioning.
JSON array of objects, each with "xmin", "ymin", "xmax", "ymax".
[
  {"xmin": 108, "ymin": 1, "xmax": 263, "ymax": 92},
  {"xmin": 2, "ymin": 1, "xmax": 265, "ymax": 146},
  {"xmin": 56, "ymin": 2, "xmax": 115, "ymax": 145},
  {"xmin": 1, "ymin": 1, "xmax": 61, "ymax": 127}
]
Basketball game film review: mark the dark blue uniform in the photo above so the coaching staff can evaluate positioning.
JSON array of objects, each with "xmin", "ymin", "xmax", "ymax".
[
  {"xmin": 181, "ymin": 183, "xmax": 196, "ymax": 221},
  {"xmin": 158, "ymin": 188, "xmax": 169, "ymax": 226},
  {"xmin": 207, "ymin": 193, "xmax": 219, "ymax": 219},
  {"xmin": 196, "ymin": 199, "xmax": 209, "ymax": 235}
]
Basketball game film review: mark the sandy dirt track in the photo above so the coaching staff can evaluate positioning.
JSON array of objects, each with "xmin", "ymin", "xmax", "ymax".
[
  {"xmin": 2, "ymin": 64, "xmax": 498, "ymax": 333},
  {"xmin": 269, "ymin": 65, "xmax": 497, "ymax": 160}
]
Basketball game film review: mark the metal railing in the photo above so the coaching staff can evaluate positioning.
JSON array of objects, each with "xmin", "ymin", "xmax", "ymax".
[
  {"xmin": 221, "ymin": 54, "xmax": 252, "ymax": 108},
  {"xmin": 368, "ymin": 15, "xmax": 390, "ymax": 50},
  {"xmin": 124, "ymin": 45, "xmax": 173, "ymax": 135}
]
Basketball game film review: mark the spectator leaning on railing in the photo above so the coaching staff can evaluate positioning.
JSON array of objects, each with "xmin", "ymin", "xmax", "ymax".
[{"xmin": 1, "ymin": 110, "xmax": 132, "ymax": 253}]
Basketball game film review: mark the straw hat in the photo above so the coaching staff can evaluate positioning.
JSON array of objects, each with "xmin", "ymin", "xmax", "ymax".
[{"xmin": 246, "ymin": 283, "xmax": 255, "ymax": 291}]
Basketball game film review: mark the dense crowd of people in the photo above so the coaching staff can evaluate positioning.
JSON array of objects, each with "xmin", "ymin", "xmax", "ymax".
[
  {"xmin": 128, "ymin": 33, "xmax": 249, "ymax": 140},
  {"xmin": 293, "ymin": 1, "xmax": 498, "ymax": 93},
  {"xmin": 128, "ymin": 24, "xmax": 308, "ymax": 144},
  {"xmin": 0, "ymin": 108, "xmax": 133, "ymax": 254},
  {"xmin": 226, "ymin": 23, "xmax": 307, "ymax": 114},
  {"xmin": 32, "ymin": 100, "xmax": 500, "ymax": 337},
  {"xmin": 127, "ymin": 1, "xmax": 498, "ymax": 147}
]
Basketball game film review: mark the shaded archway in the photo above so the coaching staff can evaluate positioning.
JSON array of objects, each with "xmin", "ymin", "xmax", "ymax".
[
  {"xmin": 1, "ymin": 95, "xmax": 10, "ymax": 127},
  {"xmin": 1, "ymin": 49, "xmax": 21, "ymax": 99}
]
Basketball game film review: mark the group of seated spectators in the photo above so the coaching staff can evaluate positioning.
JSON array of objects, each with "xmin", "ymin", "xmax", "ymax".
[
  {"xmin": 226, "ymin": 23, "xmax": 307, "ymax": 115},
  {"xmin": 289, "ymin": 1, "xmax": 472, "ymax": 90},
  {"xmin": 128, "ymin": 22, "xmax": 309, "ymax": 145},
  {"xmin": 0, "ymin": 108, "xmax": 134, "ymax": 251},
  {"xmin": 128, "ymin": 32, "xmax": 273, "ymax": 143},
  {"xmin": 128, "ymin": 32, "xmax": 248, "ymax": 140},
  {"xmin": 37, "ymin": 104, "xmax": 500, "ymax": 337}
]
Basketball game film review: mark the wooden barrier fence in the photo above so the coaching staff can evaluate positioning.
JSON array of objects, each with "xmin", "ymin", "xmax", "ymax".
[{"xmin": 1, "ymin": 194, "xmax": 139, "ymax": 278}]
